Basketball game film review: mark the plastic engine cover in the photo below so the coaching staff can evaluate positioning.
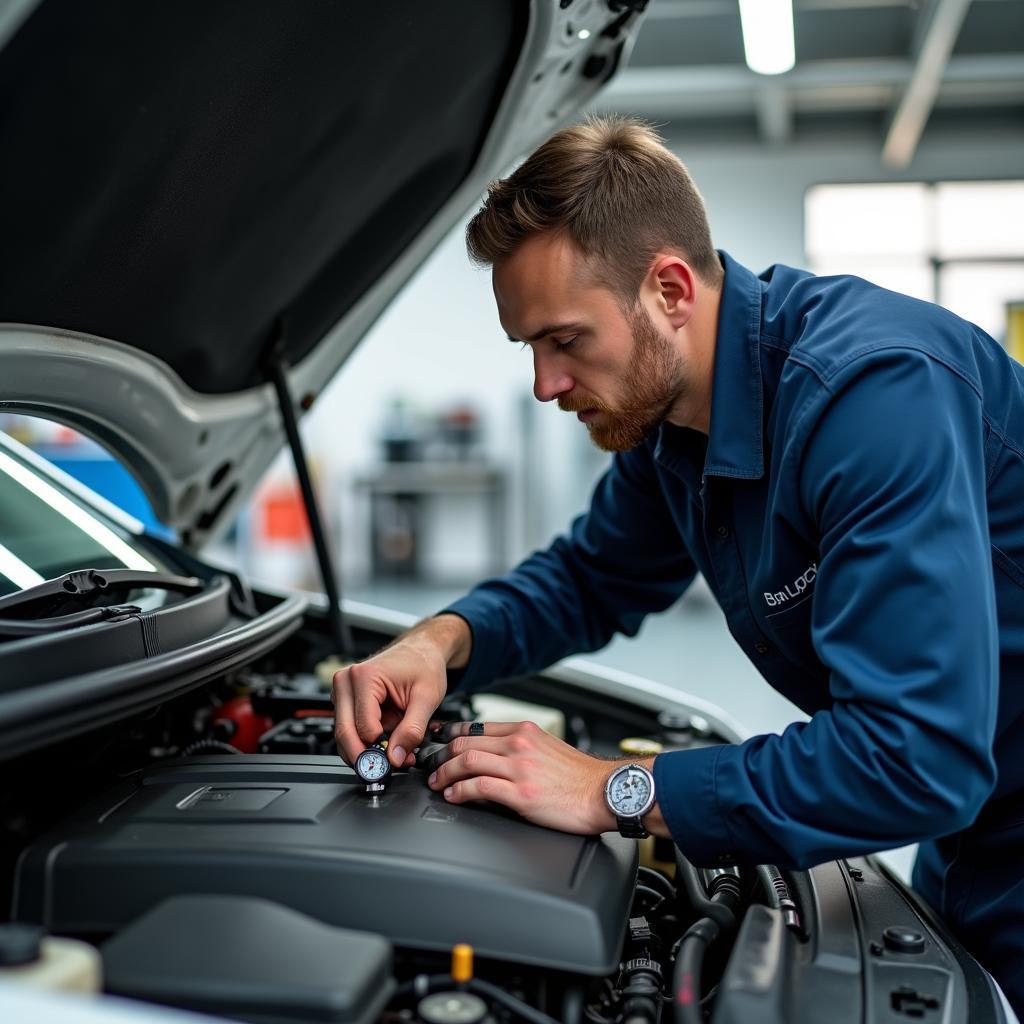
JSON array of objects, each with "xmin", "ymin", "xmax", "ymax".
[{"xmin": 13, "ymin": 755, "xmax": 637, "ymax": 975}]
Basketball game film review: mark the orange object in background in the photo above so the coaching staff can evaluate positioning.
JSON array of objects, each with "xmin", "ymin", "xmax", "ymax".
[{"xmin": 260, "ymin": 485, "xmax": 311, "ymax": 543}]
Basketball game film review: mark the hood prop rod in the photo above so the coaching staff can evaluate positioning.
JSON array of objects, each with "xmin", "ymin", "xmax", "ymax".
[{"xmin": 267, "ymin": 336, "xmax": 354, "ymax": 659}]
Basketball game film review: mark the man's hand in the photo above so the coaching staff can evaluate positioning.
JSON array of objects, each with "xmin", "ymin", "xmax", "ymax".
[
  {"xmin": 332, "ymin": 614, "xmax": 471, "ymax": 769},
  {"xmin": 426, "ymin": 720, "xmax": 668, "ymax": 836}
]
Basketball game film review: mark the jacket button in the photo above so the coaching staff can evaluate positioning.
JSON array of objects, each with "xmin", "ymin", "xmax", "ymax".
[
  {"xmin": 715, "ymin": 525, "xmax": 729, "ymax": 537},
  {"xmin": 754, "ymin": 642, "xmax": 770, "ymax": 655}
]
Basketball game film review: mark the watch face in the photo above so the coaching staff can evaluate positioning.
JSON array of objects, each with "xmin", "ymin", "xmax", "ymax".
[
  {"xmin": 355, "ymin": 747, "xmax": 390, "ymax": 783},
  {"xmin": 608, "ymin": 766, "xmax": 654, "ymax": 816}
]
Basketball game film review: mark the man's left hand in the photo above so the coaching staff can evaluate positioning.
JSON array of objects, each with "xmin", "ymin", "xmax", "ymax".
[{"xmin": 425, "ymin": 720, "xmax": 665, "ymax": 836}]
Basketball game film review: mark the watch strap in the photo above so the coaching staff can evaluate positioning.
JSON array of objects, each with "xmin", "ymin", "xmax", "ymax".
[{"xmin": 616, "ymin": 814, "xmax": 649, "ymax": 839}]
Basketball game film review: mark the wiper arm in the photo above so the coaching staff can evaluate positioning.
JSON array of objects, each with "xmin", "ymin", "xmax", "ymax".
[{"xmin": 0, "ymin": 568, "xmax": 204, "ymax": 619}]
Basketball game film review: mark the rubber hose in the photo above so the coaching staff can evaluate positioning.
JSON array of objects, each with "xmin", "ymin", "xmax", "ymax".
[
  {"xmin": 675, "ymin": 851, "xmax": 737, "ymax": 932},
  {"xmin": 672, "ymin": 919, "xmax": 719, "ymax": 1024},
  {"xmin": 756, "ymin": 864, "xmax": 782, "ymax": 908},
  {"xmin": 637, "ymin": 865, "xmax": 676, "ymax": 902},
  {"xmin": 561, "ymin": 984, "xmax": 585, "ymax": 1024},
  {"xmin": 632, "ymin": 883, "xmax": 666, "ymax": 918}
]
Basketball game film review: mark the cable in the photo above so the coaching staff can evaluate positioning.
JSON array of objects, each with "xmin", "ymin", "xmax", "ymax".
[{"xmin": 637, "ymin": 865, "xmax": 676, "ymax": 902}]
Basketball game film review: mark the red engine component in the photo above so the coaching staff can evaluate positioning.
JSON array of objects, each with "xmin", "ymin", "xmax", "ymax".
[{"xmin": 213, "ymin": 696, "xmax": 274, "ymax": 753}]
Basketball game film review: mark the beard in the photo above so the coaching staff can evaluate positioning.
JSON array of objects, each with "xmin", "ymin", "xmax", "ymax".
[{"xmin": 558, "ymin": 305, "xmax": 687, "ymax": 452}]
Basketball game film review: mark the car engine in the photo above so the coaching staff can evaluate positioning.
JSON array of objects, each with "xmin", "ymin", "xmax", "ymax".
[{"xmin": 2, "ymin": 650, "xmax": 1003, "ymax": 1024}]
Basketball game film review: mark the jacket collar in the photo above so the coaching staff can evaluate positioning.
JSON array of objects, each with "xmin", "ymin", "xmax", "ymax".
[{"xmin": 698, "ymin": 250, "xmax": 765, "ymax": 480}]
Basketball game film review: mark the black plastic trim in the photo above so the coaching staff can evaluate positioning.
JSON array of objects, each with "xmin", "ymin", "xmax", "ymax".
[
  {"xmin": 0, "ymin": 592, "xmax": 306, "ymax": 762},
  {"xmin": 0, "ymin": 575, "xmax": 236, "ymax": 692},
  {"xmin": 865, "ymin": 855, "xmax": 1007, "ymax": 1024}
]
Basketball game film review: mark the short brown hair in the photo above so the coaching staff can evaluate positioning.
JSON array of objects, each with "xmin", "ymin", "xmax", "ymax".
[{"xmin": 466, "ymin": 115, "xmax": 722, "ymax": 302}]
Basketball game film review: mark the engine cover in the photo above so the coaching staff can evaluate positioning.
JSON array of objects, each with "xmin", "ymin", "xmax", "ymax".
[{"xmin": 12, "ymin": 755, "xmax": 637, "ymax": 975}]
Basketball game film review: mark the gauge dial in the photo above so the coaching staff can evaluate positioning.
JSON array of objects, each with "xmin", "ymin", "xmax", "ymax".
[
  {"xmin": 355, "ymin": 747, "xmax": 390, "ymax": 783},
  {"xmin": 608, "ymin": 766, "xmax": 653, "ymax": 816}
]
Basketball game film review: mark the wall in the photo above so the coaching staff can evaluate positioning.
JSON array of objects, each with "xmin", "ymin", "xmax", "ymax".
[{"xmin": 300, "ymin": 125, "xmax": 1024, "ymax": 582}]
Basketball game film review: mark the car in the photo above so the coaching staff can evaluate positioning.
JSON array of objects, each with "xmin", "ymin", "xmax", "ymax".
[{"xmin": 0, "ymin": 2, "xmax": 1015, "ymax": 1023}]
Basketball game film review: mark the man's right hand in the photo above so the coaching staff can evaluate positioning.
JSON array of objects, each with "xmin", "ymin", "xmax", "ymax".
[{"xmin": 332, "ymin": 613, "xmax": 472, "ymax": 769}]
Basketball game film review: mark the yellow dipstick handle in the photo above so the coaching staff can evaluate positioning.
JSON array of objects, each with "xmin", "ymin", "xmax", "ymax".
[{"xmin": 451, "ymin": 944, "xmax": 474, "ymax": 983}]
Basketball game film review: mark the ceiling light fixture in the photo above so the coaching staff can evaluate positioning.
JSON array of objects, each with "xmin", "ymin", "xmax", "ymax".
[{"xmin": 738, "ymin": 0, "xmax": 795, "ymax": 76}]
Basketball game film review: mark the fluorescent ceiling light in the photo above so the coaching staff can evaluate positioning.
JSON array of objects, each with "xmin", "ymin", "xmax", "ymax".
[{"xmin": 738, "ymin": 0, "xmax": 795, "ymax": 76}]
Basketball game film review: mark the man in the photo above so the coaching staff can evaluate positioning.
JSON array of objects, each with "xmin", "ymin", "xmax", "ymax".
[{"xmin": 333, "ymin": 117, "xmax": 1024, "ymax": 1011}]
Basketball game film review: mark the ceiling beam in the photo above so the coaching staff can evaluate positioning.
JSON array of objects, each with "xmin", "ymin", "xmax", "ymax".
[
  {"xmin": 881, "ymin": 0, "xmax": 973, "ymax": 168},
  {"xmin": 591, "ymin": 54, "xmax": 1023, "ymax": 116},
  {"xmin": 646, "ymin": 0, "xmax": 922, "ymax": 17}
]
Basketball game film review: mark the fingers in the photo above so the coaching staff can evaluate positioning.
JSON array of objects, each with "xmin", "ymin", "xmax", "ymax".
[
  {"xmin": 442, "ymin": 775, "xmax": 523, "ymax": 810},
  {"xmin": 389, "ymin": 685, "xmax": 441, "ymax": 767},
  {"xmin": 351, "ymin": 668, "xmax": 385, "ymax": 749},
  {"xmin": 331, "ymin": 667, "xmax": 364, "ymax": 765},
  {"xmin": 430, "ymin": 720, "xmax": 526, "ymax": 742},
  {"xmin": 427, "ymin": 736, "xmax": 529, "ymax": 792}
]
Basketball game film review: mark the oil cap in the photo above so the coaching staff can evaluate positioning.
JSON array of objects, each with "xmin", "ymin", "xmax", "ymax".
[
  {"xmin": 0, "ymin": 923, "xmax": 45, "ymax": 967},
  {"xmin": 883, "ymin": 926, "xmax": 926, "ymax": 954}
]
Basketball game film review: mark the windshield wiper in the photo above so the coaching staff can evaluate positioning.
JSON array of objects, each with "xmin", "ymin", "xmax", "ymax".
[{"xmin": 0, "ymin": 568, "xmax": 204, "ymax": 620}]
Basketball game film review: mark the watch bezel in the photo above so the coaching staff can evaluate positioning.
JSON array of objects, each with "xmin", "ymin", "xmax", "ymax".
[{"xmin": 605, "ymin": 762, "xmax": 656, "ymax": 820}]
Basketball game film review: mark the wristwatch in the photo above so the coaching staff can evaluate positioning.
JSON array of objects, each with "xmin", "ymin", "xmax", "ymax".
[{"xmin": 605, "ymin": 762, "xmax": 656, "ymax": 838}]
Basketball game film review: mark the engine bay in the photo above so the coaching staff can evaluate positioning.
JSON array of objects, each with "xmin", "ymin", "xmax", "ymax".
[{"xmin": 0, "ymin": 607, "xmax": 1006, "ymax": 1024}]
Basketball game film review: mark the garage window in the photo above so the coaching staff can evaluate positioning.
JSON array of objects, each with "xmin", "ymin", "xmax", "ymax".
[{"xmin": 805, "ymin": 181, "xmax": 1024, "ymax": 349}]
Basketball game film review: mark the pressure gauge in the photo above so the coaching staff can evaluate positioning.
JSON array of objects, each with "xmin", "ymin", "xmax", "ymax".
[{"xmin": 354, "ymin": 740, "xmax": 392, "ymax": 794}]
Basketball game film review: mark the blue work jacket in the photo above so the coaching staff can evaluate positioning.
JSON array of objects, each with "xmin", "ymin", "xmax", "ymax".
[{"xmin": 444, "ymin": 251, "xmax": 1024, "ymax": 874}]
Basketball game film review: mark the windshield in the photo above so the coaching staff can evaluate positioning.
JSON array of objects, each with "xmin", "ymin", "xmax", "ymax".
[{"xmin": 0, "ymin": 437, "xmax": 168, "ymax": 601}]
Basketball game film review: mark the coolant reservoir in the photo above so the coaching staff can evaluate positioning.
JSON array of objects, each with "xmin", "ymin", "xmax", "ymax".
[
  {"xmin": 0, "ymin": 924, "xmax": 101, "ymax": 994},
  {"xmin": 471, "ymin": 694, "xmax": 566, "ymax": 739}
]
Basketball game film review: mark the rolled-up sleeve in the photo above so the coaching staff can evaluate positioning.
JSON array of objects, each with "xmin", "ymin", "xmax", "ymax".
[
  {"xmin": 657, "ymin": 349, "xmax": 999, "ymax": 868},
  {"xmin": 442, "ymin": 442, "xmax": 698, "ymax": 691}
]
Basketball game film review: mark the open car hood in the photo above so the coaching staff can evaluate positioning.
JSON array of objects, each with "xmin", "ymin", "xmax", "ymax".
[{"xmin": 0, "ymin": 0, "xmax": 648, "ymax": 546}]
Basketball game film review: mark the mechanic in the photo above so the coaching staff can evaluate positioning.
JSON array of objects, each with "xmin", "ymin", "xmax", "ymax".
[{"xmin": 333, "ymin": 117, "xmax": 1024, "ymax": 1011}]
